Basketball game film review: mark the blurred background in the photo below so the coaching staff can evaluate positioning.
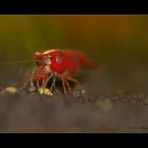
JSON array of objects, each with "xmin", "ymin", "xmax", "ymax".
[
  {"xmin": 0, "ymin": 15, "xmax": 148, "ymax": 85},
  {"xmin": 1, "ymin": 15, "xmax": 148, "ymax": 133}
]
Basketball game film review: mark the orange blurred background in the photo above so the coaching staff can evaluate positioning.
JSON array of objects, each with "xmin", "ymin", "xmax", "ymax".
[{"xmin": 0, "ymin": 15, "xmax": 148, "ymax": 73}]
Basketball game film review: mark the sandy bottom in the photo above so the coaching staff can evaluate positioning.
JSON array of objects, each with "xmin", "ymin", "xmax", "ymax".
[{"xmin": 0, "ymin": 65, "xmax": 148, "ymax": 132}]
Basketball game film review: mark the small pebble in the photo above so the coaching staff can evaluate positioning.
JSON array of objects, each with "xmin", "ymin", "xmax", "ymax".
[
  {"xmin": 27, "ymin": 85, "xmax": 37, "ymax": 93},
  {"xmin": 130, "ymin": 99, "xmax": 137, "ymax": 105},
  {"xmin": 38, "ymin": 87, "xmax": 53, "ymax": 96},
  {"xmin": 73, "ymin": 90, "xmax": 81, "ymax": 97},
  {"xmin": 112, "ymin": 96, "xmax": 119, "ymax": 100},
  {"xmin": 143, "ymin": 99, "xmax": 148, "ymax": 105},
  {"xmin": 5, "ymin": 86, "xmax": 18, "ymax": 94},
  {"xmin": 81, "ymin": 90, "xmax": 87, "ymax": 95},
  {"xmin": 96, "ymin": 98, "xmax": 113, "ymax": 112}
]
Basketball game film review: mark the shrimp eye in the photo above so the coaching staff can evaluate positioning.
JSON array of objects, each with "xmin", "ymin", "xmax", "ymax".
[
  {"xmin": 37, "ymin": 60, "xmax": 44, "ymax": 65},
  {"xmin": 48, "ymin": 54, "xmax": 52, "ymax": 58}
]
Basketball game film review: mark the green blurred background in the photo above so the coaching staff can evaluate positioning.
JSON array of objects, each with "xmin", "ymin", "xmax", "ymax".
[{"xmin": 0, "ymin": 15, "xmax": 148, "ymax": 75}]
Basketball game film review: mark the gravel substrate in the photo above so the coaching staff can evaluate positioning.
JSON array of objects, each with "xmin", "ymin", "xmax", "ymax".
[{"xmin": 1, "ymin": 65, "xmax": 148, "ymax": 132}]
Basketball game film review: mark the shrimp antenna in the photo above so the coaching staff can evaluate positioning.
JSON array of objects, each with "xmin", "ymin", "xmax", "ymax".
[
  {"xmin": 0, "ymin": 59, "xmax": 35, "ymax": 65},
  {"xmin": 26, "ymin": 43, "xmax": 35, "ymax": 54},
  {"xmin": 0, "ymin": 43, "xmax": 36, "ymax": 65},
  {"xmin": 26, "ymin": 42, "xmax": 39, "ymax": 60}
]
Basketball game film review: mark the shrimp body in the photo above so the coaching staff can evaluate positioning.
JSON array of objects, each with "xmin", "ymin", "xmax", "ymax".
[{"xmin": 25, "ymin": 49, "xmax": 95, "ymax": 94}]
